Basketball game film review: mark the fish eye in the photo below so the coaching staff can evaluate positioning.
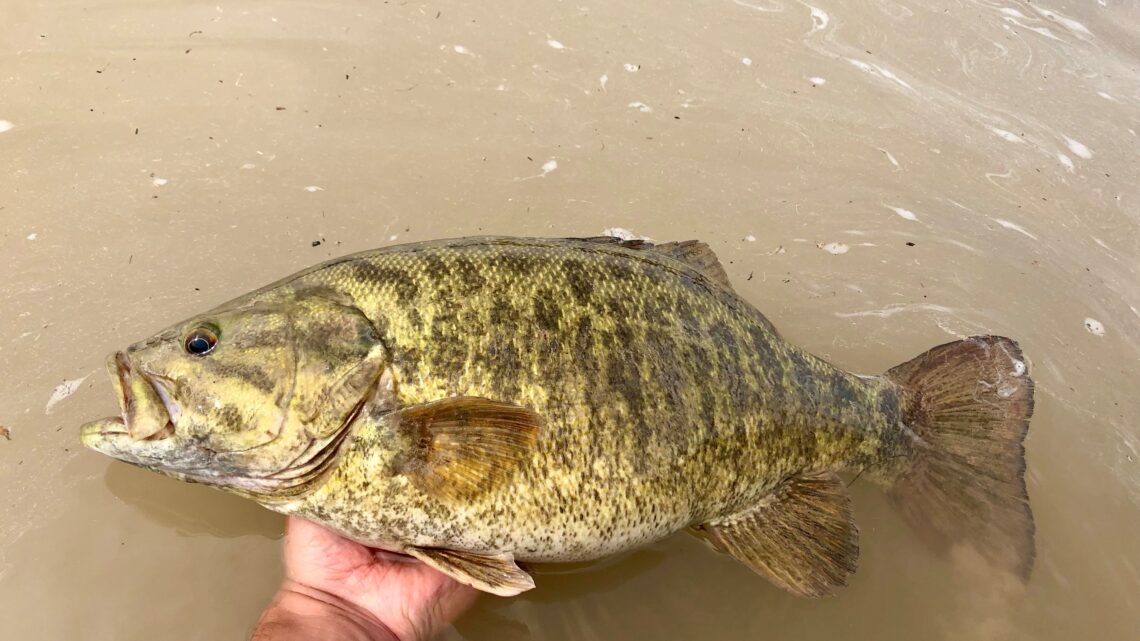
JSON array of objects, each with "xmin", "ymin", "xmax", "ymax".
[{"xmin": 184, "ymin": 327, "xmax": 219, "ymax": 355}]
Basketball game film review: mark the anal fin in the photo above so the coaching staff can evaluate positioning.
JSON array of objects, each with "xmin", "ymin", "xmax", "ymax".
[
  {"xmin": 694, "ymin": 471, "xmax": 859, "ymax": 598},
  {"xmin": 407, "ymin": 547, "xmax": 535, "ymax": 596}
]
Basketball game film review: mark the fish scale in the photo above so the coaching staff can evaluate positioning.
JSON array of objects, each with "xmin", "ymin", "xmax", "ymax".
[{"xmin": 282, "ymin": 239, "xmax": 890, "ymax": 556}]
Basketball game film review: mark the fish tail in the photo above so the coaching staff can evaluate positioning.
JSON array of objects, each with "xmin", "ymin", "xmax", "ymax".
[{"xmin": 881, "ymin": 335, "xmax": 1035, "ymax": 578}]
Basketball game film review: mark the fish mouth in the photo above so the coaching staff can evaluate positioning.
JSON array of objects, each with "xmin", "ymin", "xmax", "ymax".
[{"xmin": 82, "ymin": 352, "xmax": 178, "ymax": 445}]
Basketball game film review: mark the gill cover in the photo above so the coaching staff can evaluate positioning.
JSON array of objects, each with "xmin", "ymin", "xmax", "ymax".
[{"xmin": 82, "ymin": 288, "xmax": 390, "ymax": 496}]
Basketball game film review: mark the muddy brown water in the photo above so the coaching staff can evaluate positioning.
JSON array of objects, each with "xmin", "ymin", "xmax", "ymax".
[{"xmin": 2, "ymin": 1, "xmax": 1138, "ymax": 639}]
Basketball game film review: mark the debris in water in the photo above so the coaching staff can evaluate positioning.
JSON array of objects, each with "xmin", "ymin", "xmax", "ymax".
[
  {"xmin": 0, "ymin": 425, "xmax": 10, "ymax": 441},
  {"xmin": 818, "ymin": 242, "xmax": 849, "ymax": 254},
  {"xmin": 888, "ymin": 206, "xmax": 919, "ymax": 221},
  {"xmin": 45, "ymin": 374, "xmax": 92, "ymax": 415},
  {"xmin": 1084, "ymin": 318, "xmax": 1105, "ymax": 337},
  {"xmin": 311, "ymin": 240, "xmax": 322, "ymax": 247},
  {"xmin": 987, "ymin": 126, "xmax": 1024, "ymax": 144},
  {"xmin": 1064, "ymin": 137, "xmax": 1092, "ymax": 159},
  {"xmin": 993, "ymin": 218, "xmax": 1038, "ymax": 241},
  {"xmin": 601, "ymin": 227, "xmax": 649, "ymax": 241},
  {"xmin": 517, "ymin": 159, "xmax": 560, "ymax": 181}
]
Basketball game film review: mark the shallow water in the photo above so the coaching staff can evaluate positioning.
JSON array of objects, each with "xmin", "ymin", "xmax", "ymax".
[{"xmin": 2, "ymin": 0, "xmax": 1138, "ymax": 639}]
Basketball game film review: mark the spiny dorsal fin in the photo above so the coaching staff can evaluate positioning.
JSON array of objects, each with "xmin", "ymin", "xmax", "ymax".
[
  {"xmin": 406, "ymin": 547, "xmax": 535, "ymax": 596},
  {"xmin": 392, "ymin": 397, "xmax": 540, "ymax": 502},
  {"xmin": 651, "ymin": 240, "xmax": 733, "ymax": 290},
  {"xmin": 693, "ymin": 471, "xmax": 858, "ymax": 597},
  {"xmin": 575, "ymin": 235, "xmax": 656, "ymax": 251},
  {"xmin": 573, "ymin": 236, "xmax": 734, "ymax": 290}
]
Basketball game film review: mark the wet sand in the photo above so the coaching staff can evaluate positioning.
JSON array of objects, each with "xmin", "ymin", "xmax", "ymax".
[{"xmin": 2, "ymin": 1, "xmax": 1138, "ymax": 639}]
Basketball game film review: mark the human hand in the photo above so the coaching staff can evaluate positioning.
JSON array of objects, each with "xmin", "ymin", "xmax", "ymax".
[{"xmin": 252, "ymin": 517, "xmax": 479, "ymax": 641}]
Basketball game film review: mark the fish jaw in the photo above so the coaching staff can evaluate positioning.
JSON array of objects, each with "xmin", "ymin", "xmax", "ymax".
[
  {"xmin": 111, "ymin": 351, "xmax": 178, "ymax": 441},
  {"xmin": 79, "ymin": 414, "xmax": 246, "ymax": 490},
  {"xmin": 79, "ymin": 416, "xmax": 127, "ymax": 444},
  {"xmin": 79, "ymin": 351, "xmax": 181, "ymax": 463},
  {"xmin": 80, "ymin": 417, "xmax": 175, "ymax": 464}
]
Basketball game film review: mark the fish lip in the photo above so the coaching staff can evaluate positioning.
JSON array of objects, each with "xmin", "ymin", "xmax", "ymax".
[
  {"xmin": 110, "ymin": 351, "xmax": 177, "ymax": 440},
  {"xmin": 100, "ymin": 416, "xmax": 128, "ymax": 435},
  {"xmin": 111, "ymin": 351, "xmax": 131, "ymax": 425},
  {"xmin": 144, "ymin": 371, "xmax": 182, "ymax": 428},
  {"xmin": 80, "ymin": 416, "xmax": 128, "ymax": 441}
]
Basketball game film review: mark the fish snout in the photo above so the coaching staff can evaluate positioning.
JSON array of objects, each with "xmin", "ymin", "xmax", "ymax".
[{"xmin": 113, "ymin": 351, "xmax": 177, "ymax": 441}]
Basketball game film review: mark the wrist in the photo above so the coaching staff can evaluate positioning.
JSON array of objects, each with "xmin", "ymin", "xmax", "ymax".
[{"xmin": 251, "ymin": 581, "xmax": 398, "ymax": 641}]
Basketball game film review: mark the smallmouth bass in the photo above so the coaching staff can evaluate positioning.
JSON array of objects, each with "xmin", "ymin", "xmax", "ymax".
[{"xmin": 81, "ymin": 236, "xmax": 1035, "ymax": 597}]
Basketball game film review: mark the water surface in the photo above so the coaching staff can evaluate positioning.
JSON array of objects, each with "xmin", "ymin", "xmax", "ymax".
[{"xmin": 2, "ymin": 1, "xmax": 1138, "ymax": 639}]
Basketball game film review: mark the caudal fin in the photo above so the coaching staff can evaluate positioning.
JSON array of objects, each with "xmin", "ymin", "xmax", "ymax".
[{"xmin": 883, "ymin": 335, "xmax": 1035, "ymax": 579}]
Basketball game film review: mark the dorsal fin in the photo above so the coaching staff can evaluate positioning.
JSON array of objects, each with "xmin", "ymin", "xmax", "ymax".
[
  {"xmin": 651, "ymin": 240, "xmax": 733, "ymax": 290},
  {"xmin": 574, "ymin": 236, "xmax": 656, "ymax": 251},
  {"xmin": 572, "ymin": 236, "xmax": 734, "ymax": 290}
]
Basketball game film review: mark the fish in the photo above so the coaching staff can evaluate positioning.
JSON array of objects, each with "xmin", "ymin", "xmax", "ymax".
[{"xmin": 80, "ymin": 236, "xmax": 1035, "ymax": 597}]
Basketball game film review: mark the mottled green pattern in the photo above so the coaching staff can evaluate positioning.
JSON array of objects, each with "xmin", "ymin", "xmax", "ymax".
[
  {"xmin": 81, "ymin": 236, "xmax": 1036, "ymax": 592},
  {"xmin": 259, "ymin": 237, "xmax": 905, "ymax": 561}
]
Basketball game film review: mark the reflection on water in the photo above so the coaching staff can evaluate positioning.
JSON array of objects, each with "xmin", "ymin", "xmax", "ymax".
[
  {"xmin": 103, "ymin": 462, "xmax": 284, "ymax": 540},
  {"xmin": 1, "ymin": 0, "xmax": 1138, "ymax": 640}
]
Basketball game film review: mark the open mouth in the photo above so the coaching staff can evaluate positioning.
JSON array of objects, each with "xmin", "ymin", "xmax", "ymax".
[{"xmin": 106, "ymin": 351, "xmax": 178, "ymax": 441}]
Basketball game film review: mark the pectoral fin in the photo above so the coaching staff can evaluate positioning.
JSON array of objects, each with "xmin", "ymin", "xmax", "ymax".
[
  {"xmin": 693, "ymin": 471, "xmax": 859, "ymax": 598},
  {"xmin": 406, "ymin": 547, "xmax": 535, "ymax": 596},
  {"xmin": 392, "ymin": 397, "xmax": 541, "ymax": 502}
]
